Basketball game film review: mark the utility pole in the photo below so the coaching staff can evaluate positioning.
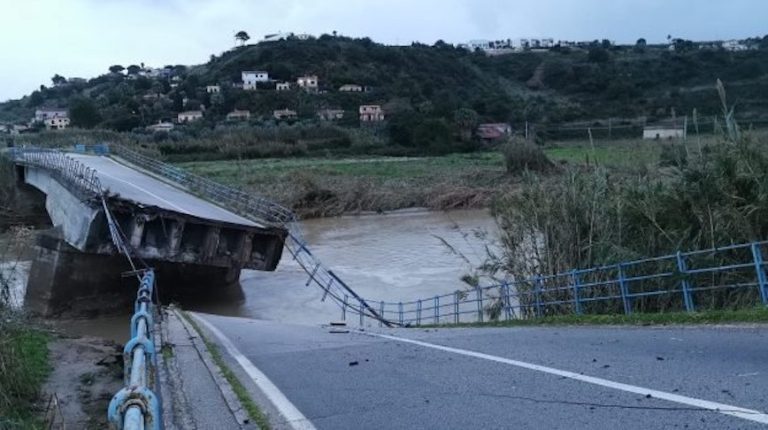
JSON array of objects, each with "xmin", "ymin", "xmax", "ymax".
[{"xmin": 608, "ymin": 118, "xmax": 612, "ymax": 139}]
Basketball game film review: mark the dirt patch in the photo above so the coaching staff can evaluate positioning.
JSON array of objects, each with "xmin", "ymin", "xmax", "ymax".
[{"xmin": 42, "ymin": 336, "xmax": 123, "ymax": 429}]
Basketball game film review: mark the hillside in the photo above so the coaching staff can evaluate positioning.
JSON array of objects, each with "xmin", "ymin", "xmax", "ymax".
[{"xmin": 2, "ymin": 34, "xmax": 768, "ymax": 154}]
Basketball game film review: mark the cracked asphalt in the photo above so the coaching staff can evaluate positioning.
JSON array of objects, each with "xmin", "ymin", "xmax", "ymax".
[{"xmin": 195, "ymin": 313, "xmax": 768, "ymax": 429}]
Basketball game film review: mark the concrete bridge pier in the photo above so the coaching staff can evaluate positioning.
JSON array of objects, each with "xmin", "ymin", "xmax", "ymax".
[{"xmin": 25, "ymin": 231, "xmax": 244, "ymax": 317}]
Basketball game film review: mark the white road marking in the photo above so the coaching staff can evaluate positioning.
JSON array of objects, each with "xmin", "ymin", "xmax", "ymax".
[
  {"xmin": 364, "ymin": 332, "xmax": 768, "ymax": 425},
  {"xmin": 79, "ymin": 157, "xmax": 189, "ymax": 212},
  {"xmin": 192, "ymin": 314, "xmax": 317, "ymax": 430}
]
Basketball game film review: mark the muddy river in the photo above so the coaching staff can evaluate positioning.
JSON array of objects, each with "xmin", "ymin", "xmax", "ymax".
[{"xmin": 189, "ymin": 209, "xmax": 499, "ymax": 325}]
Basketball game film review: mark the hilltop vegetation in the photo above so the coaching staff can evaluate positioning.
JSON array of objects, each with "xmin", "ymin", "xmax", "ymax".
[{"xmin": 2, "ymin": 35, "xmax": 768, "ymax": 157}]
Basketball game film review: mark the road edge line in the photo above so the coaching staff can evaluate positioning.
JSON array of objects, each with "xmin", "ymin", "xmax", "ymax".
[
  {"xmin": 179, "ymin": 310, "xmax": 272, "ymax": 429},
  {"xmin": 190, "ymin": 313, "xmax": 317, "ymax": 430}
]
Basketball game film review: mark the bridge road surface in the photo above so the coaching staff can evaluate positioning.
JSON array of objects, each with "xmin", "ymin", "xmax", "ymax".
[
  {"xmin": 192, "ymin": 313, "xmax": 768, "ymax": 430},
  {"xmin": 67, "ymin": 153, "xmax": 263, "ymax": 227}
]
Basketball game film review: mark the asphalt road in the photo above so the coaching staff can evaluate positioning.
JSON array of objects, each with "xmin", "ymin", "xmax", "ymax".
[
  {"xmin": 68, "ymin": 153, "xmax": 261, "ymax": 227},
  {"xmin": 193, "ymin": 313, "xmax": 768, "ymax": 430}
]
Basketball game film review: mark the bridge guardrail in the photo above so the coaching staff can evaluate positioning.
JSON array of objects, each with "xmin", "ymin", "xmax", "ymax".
[{"xmin": 4, "ymin": 147, "xmax": 103, "ymax": 200}]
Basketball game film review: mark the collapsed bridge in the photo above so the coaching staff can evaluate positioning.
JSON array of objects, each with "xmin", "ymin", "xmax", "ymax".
[{"xmin": 6, "ymin": 145, "xmax": 287, "ymax": 315}]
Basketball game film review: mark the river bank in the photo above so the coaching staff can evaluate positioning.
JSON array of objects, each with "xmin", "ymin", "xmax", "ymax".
[{"xmin": 177, "ymin": 152, "xmax": 513, "ymax": 218}]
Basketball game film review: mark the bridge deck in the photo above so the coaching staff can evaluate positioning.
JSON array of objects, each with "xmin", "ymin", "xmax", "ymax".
[{"xmin": 68, "ymin": 153, "xmax": 262, "ymax": 228}]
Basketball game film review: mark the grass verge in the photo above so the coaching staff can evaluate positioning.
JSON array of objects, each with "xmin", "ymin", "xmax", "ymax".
[
  {"xmin": 0, "ymin": 324, "xmax": 50, "ymax": 429},
  {"xmin": 420, "ymin": 307, "xmax": 768, "ymax": 328},
  {"xmin": 179, "ymin": 311, "xmax": 271, "ymax": 430}
]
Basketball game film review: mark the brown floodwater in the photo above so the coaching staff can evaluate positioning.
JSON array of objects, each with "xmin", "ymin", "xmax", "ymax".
[{"xmin": 189, "ymin": 208, "xmax": 499, "ymax": 325}]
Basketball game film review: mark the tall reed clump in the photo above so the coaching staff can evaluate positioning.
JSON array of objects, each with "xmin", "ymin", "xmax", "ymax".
[{"xmin": 492, "ymin": 81, "xmax": 768, "ymax": 316}]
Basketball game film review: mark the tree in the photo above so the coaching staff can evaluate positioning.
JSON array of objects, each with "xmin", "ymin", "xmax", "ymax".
[
  {"xmin": 634, "ymin": 38, "xmax": 647, "ymax": 53},
  {"xmin": 126, "ymin": 65, "xmax": 141, "ymax": 75},
  {"xmin": 69, "ymin": 97, "xmax": 102, "ymax": 128},
  {"xmin": 109, "ymin": 65, "xmax": 125, "ymax": 74},
  {"xmin": 454, "ymin": 108, "xmax": 479, "ymax": 141},
  {"xmin": 235, "ymin": 31, "xmax": 250, "ymax": 46},
  {"xmin": 51, "ymin": 74, "xmax": 66, "ymax": 86}
]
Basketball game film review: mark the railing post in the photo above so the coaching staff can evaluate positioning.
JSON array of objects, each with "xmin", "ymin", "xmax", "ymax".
[
  {"xmin": 751, "ymin": 243, "xmax": 768, "ymax": 306},
  {"xmin": 398, "ymin": 302, "xmax": 404, "ymax": 326},
  {"xmin": 341, "ymin": 295, "xmax": 348, "ymax": 321},
  {"xmin": 416, "ymin": 300, "xmax": 422, "ymax": 326},
  {"xmin": 454, "ymin": 291, "xmax": 460, "ymax": 324},
  {"xmin": 359, "ymin": 302, "xmax": 364, "ymax": 327},
  {"xmin": 434, "ymin": 296, "xmax": 439, "ymax": 325},
  {"xmin": 676, "ymin": 251, "xmax": 695, "ymax": 312},
  {"xmin": 476, "ymin": 287, "xmax": 484, "ymax": 323},
  {"xmin": 571, "ymin": 270, "xmax": 582, "ymax": 315},
  {"xmin": 534, "ymin": 276, "xmax": 543, "ymax": 318},
  {"xmin": 503, "ymin": 282, "xmax": 512, "ymax": 321},
  {"xmin": 617, "ymin": 263, "xmax": 632, "ymax": 315},
  {"xmin": 379, "ymin": 301, "xmax": 385, "ymax": 327}
]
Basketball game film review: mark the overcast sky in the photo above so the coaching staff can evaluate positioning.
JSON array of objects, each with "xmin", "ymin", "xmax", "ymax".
[{"xmin": 0, "ymin": 0, "xmax": 765, "ymax": 102}]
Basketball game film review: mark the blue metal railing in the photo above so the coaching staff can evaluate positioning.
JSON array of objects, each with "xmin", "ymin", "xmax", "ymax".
[
  {"xmin": 348, "ymin": 241, "xmax": 768, "ymax": 326},
  {"xmin": 108, "ymin": 270, "xmax": 161, "ymax": 430}
]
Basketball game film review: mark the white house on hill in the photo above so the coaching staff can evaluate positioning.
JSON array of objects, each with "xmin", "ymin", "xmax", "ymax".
[{"xmin": 242, "ymin": 71, "xmax": 269, "ymax": 90}]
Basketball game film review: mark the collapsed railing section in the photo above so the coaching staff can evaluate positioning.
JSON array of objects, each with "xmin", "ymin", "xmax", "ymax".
[
  {"xmin": 108, "ymin": 270, "xmax": 161, "ymax": 430},
  {"xmin": 109, "ymin": 144, "xmax": 393, "ymax": 326},
  {"xmin": 355, "ymin": 241, "xmax": 768, "ymax": 326}
]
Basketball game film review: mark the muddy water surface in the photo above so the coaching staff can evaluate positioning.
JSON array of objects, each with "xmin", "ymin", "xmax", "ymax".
[{"xmin": 190, "ymin": 209, "xmax": 499, "ymax": 325}]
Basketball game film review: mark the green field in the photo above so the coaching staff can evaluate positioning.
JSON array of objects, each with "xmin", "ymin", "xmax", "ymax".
[{"xmin": 179, "ymin": 151, "xmax": 506, "ymax": 183}]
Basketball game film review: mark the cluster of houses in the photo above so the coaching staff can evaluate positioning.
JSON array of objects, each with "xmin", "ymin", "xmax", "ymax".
[
  {"xmin": 0, "ymin": 108, "xmax": 72, "ymax": 135},
  {"xmin": 458, "ymin": 38, "xmax": 609, "ymax": 54},
  {"xmin": 670, "ymin": 39, "xmax": 755, "ymax": 52},
  {"xmin": 461, "ymin": 36, "xmax": 758, "ymax": 55},
  {"xmin": 233, "ymin": 71, "xmax": 370, "ymax": 94},
  {"xmin": 459, "ymin": 38, "xmax": 558, "ymax": 53},
  {"xmin": 148, "ymin": 69, "xmax": 385, "ymax": 131}
]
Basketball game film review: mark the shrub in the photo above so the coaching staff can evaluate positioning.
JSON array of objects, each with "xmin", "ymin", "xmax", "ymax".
[{"xmin": 501, "ymin": 138, "xmax": 554, "ymax": 174}]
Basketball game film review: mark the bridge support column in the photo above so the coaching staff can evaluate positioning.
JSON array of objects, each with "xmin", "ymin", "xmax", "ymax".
[
  {"xmin": 24, "ymin": 231, "xmax": 245, "ymax": 317},
  {"xmin": 25, "ymin": 232, "xmax": 135, "ymax": 316}
]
